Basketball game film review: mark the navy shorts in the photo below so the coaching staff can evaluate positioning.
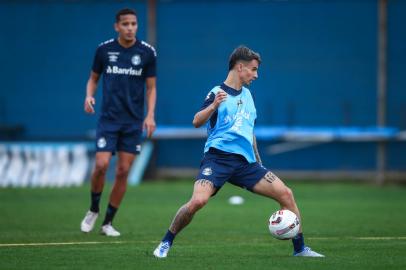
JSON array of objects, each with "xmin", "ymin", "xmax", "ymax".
[
  {"xmin": 95, "ymin": 120, "xmax": 142, "ymax": 155},
  {"xmin": 196, "ymin": 148, "xmax": 268, "ymax": 192}
]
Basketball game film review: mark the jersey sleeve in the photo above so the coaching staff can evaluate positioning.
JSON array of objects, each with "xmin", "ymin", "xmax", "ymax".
[
  {"xmin": 200, "ymin": 92, "xmax": 215, "ymax": 110},
  {"xmin": 199, "ymin": 92, "xmax": 217, "ymax": 129},
  {"xmin": 144, "ymin": 49, "xmax": 157, "ymax": 78},
  {"xmin": 91, "ymin": 46, "xmax": 103, "ymax": 74}
]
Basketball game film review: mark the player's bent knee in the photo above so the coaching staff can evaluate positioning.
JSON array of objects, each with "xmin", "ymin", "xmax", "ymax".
[
  {"xmin": 189, "ymin": 197, "xmax": 209, "ymax": 212},
  {"xmin": 280, "ymin": 187, "xmax": 295, "ymax": 207},
  {"xmin": 94, "ymin": 160, "xmax": 109, "ymax": 175},
  {"xmin": 116, "ymin": 166, "xmax": 130, "ymax": 179}
]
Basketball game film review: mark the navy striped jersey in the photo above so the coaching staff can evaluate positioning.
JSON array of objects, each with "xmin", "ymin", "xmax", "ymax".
[{"xmin": 92, "ymin": 38, "xmax": 156, "ymax": 123}]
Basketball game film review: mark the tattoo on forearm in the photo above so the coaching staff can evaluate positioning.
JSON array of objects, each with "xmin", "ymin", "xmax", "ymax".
[
  {"xmin": 254, "ymin": 150, "xmax": 262, "ymax": 164},
  {"xmin": 264, "ymin": 171, "xmax": 278, "ymax": 184},
  {"xmin": 169, "ymin": 205, "xmax": 194, "ymax": 234},
  {"xmin": 253, "ymin": 135, "xmax": 262, "ymax": 164}
]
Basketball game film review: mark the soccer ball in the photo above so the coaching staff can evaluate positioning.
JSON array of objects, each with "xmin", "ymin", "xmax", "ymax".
[{"xmin": 268, "ymin": 209, "xmax": 300, "ymax": 240}]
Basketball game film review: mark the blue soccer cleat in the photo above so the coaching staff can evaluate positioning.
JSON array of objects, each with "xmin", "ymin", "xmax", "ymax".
[
  {"xmin": 294, "ymin": 246, "xmax": 325, "ymax": 257},
  {"xmin": 153, "ymin": 241, "xmax": 171, "ymax": 258}
]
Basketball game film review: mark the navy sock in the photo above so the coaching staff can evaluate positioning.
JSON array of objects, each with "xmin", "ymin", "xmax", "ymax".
[
  {"xmin": 90, "ymin": 192, "xmax": 102, "ymax": 213},
  {"xmin": 102, "ymin": 203, "xmax": 118, "ymax": 225},
  {"xmin": 162, "ymin": 230, "xmax": 176, "ymax": 246},
  {"xmin": 292, "ymin": 233, "xmax": 305, "ymax": 253}
]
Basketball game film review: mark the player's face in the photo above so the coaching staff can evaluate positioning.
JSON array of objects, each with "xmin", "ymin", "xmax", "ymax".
[
  {"xmin": 115, "ymin": 14, "xmax": 138, "ymax": 42},
  {"xmin": 240, "ymin": 60, "xmax": 259, "ymax": 86}
]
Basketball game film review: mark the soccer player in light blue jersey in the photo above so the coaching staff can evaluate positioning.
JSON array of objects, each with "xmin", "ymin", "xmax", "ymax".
[
  {"xmin": 80, "ymin": 8, "xmax": 157, "ymax": 237},
  {"xmin": 153, "ymin": 46, "xmax": 324, "ymax": 258}
]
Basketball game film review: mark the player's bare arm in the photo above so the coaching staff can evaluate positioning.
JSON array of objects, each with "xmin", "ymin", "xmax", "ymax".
[
  {"xmin": 253, "ymin": 135, "xmax": 262, "ymax": 164},
  {"xmin": 192, "ymin": 90, "xmax": 227, "ymax": 128},
  {"xmin": 143, "ymin": 76, "xmax": 157, "ymax": 138},
  {"xmin": 84, "ymin": 71, "xmax": 100, "ymax": 114}
]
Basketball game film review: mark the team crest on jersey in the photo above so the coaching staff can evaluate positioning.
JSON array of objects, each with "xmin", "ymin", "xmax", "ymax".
[
  {"xmin": 97, "ymin": 137, "xmax": 107, "ymax": 148},
  {"xmin": 136, "ymin": 145, "xmax": 141, "ymax": 152},
  {"xmin": 131, "ymin": 54, "xmax": 141, "ymax": 65},
  {"xmin": 202, "ymin": 167, "xmax": 212, "ymax": 176}
]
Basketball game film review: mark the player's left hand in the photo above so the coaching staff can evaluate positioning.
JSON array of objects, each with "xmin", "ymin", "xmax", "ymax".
[
  {"xmin": 84, "ymin": 96, "xmax": 96, "ymax": 114},
  {"xmin": 143, "ymin": 116, "xmax": 156, "ymax": 138}
]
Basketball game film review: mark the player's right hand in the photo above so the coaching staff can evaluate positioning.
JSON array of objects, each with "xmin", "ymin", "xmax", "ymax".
[
  {"xmin": 84, "ymin": 96, "xmax": 95, "ymax": 114},
  {"xmin": 212, "ymin": 90, "xmax": 227, "ymax": 108}
]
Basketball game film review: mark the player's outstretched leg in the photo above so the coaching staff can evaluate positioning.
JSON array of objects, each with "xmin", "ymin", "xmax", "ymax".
[
  {"xmin": 252, "ymin": 171, "xmax": 324, "ymax": 257},
  {"xmin": 153, "ymin": 179, "xmax": 215, "ymax": 258},
  {"xmin": 81, "ymin": 152, "xmax": 111, "ymax": 233}
]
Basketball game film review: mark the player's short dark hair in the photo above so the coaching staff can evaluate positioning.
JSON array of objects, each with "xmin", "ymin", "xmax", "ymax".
[
  {"xmin": 115, "ymin": 8, "xmax": 137, "ymax": 22},
  {"xmin": 228, "ymin": 46, "xmax": 261, "ymax": 71}
]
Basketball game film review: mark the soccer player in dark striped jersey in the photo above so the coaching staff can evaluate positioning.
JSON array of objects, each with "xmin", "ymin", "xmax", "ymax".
[{"xmin": 80, "ymin": 8, "xmax": 157, "ymax": 237}]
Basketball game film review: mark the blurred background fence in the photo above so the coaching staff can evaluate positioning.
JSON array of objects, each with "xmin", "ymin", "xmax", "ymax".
[{"xmin": 0, "ymin": 0, "xmax": 405, "ymax": 186}]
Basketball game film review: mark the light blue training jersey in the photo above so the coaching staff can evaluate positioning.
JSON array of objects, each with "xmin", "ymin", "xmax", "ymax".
[{"xmin": 203, "ymin": 83, "xmax": 257, "ymax": 163}]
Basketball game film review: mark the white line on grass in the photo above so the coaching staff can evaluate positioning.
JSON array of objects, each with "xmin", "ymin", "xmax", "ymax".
[
  {"xmin": 0, "ymin": 241, "xmax": 128, "ymax": 247},
  {"xmin": 309, "ymin": 236, "xmax": 406, "ymax": 240},
  {"xmin": 1, "ymin": 236, "xmax": 405, "ymax": 248}
]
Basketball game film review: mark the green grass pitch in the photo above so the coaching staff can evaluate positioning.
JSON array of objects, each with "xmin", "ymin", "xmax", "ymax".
[{"xmin": 1, "ymin": 181, "xmax": 405, "ymax": 269}]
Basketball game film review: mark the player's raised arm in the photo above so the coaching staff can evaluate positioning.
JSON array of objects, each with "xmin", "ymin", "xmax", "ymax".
[
  {"xmin": 192, "ymin": 90, "xmax": 227, "ymax": 128},
  {"xmin": 84, "ymin": 71, "xmax": 100, "ymax": 114}
]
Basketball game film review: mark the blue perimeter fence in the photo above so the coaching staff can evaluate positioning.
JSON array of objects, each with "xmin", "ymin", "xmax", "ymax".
[{"xmin": 1, "ymin": 125, "xmax": 405, "ymax": 187}]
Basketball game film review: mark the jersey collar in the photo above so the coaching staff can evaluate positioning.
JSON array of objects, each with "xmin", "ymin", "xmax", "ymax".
[
  {"xmin": 115, "ymin": 38, "xmax": 139, "ymax": 49},
  {"xmin": 220, "ymin": 83, "xmax": 242, "ymax": 96}
]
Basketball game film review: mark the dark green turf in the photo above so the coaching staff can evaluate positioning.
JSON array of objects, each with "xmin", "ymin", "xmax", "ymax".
[{"xmin": 1, "ymin": 181, "xmax": 405, "ymax": 269}]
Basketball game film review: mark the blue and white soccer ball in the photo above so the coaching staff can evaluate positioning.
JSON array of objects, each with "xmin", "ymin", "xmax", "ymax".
[{"xmin": 268, "ymin": 209, "xmax": 300, "ymax": 240}]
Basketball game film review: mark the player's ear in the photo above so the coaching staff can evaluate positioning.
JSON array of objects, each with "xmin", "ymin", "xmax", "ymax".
[
  {"xmin": 237, "ymin": 62, "xmax": 243, "ymax": 72},
  {"xmin": 114, "ymin": 23, "xmax": 119, "ymax": 32}
]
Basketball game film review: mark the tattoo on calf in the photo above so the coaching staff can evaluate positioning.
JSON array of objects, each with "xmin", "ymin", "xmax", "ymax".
[
  {"xmin": 168, "ymin": 180, "xmax": 213, "ymax": 234},
  {"xmin": 169, "ymin": 205, "xmax": 193, "ymax": 234},
  {"xmin": 264, "ymin": 171, "xmax": 278, "ymax": 184}
]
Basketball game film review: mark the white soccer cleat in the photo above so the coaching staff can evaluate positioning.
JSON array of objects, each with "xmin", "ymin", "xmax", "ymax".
[
  {"xmin": 100, "ymin": 223, "xmax": 121, "ymax": 237},
  {"xmin": 294, "ymin": 246, "xmax": 325, "ymax": 257},
  {"xmin": 153, "ymin": 241, "xmax": 171, "ymax": 258},
  {"xmin": 80, "ymin": 211, "xmax": 99, "ymax": 233}
]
